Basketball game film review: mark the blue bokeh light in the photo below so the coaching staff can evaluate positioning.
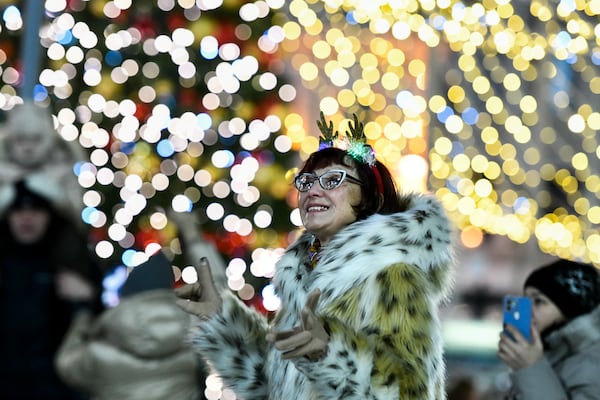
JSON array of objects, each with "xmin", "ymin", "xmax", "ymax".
[
  {"xmin": 462, "ymin": 107, "xmax": 479, "ymax": 125},
  {"xmin": 437, "ymin": 106, "xmax": 454, "ymax": 123},
  {"xmin": 157, "ymin": 139, "xmax": 175, "ymax": 157}
]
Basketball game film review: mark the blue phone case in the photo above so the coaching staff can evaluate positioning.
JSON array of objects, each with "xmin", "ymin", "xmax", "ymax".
[{"xmin": 503, "ymin": 295, "xmax": 532, "ymax": 341}]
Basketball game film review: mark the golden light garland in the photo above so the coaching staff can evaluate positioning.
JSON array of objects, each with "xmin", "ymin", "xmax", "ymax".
[
  {"xmin": 0, "ymin": 0, "xmax": 598, "ymax": 275},
  {"xmin": 277, "ymin": 0, "xmax": 600, "ymax": 264}
]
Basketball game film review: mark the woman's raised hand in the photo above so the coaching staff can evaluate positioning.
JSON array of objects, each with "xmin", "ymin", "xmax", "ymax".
[{"xmin": 175, "ymin": 257, "xmax": 222, "ymax": 319}]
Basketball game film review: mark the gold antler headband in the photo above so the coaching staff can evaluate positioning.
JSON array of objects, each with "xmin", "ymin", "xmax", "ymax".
[{"xmin": 316, "ymin": 111, "xmax": 376, "ymax": 166}]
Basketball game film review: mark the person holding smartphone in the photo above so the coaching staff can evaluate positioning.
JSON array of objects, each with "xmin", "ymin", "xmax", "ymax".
[{"xmin": 497, "ymin": 258, "xmax": 600, "ymax": 399}]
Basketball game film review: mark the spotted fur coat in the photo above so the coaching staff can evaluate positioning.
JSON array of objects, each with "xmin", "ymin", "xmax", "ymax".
[{"xmin": 191, "ymin": 193, "xmax": 455, "ymax": 399}]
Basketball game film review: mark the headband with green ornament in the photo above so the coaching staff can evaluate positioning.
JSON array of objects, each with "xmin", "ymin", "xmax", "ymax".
[
  {"xmin": 316, "ymin": 112, "xmax": 383, "ymax": 193},
  {"xmin": 316, "ymin": 112, "xmax": 376, "ymax": 167}
]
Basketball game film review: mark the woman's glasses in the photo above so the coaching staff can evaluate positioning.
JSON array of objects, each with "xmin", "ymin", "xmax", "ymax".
[{"xmin": 294, "ymin": 169, "xmax": 363, "ymax": 192}]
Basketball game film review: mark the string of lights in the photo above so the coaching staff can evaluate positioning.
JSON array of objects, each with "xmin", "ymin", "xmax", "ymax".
[
  {"xmin": 278, "ymin": 0, "xmax": 599, "ymax": 264},
  {"xmin": 0, "ymin": 0, "xmax": 597, "ymax": 312}
]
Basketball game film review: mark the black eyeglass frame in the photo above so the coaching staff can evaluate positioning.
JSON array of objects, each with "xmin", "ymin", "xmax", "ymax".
[{"xmin": 294, "ymin": 169, "xmax": 363, "ymax": 192}]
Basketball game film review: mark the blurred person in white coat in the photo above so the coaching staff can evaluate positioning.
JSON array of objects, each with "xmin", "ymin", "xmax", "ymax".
[{"xmin": 55, "ymin": 251, "xmax": 208, "ymax": 400}]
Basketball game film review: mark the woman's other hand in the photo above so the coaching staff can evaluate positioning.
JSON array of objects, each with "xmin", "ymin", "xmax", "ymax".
[{"xmin": 175, "ymin": 257, "xmax": 222, "ymax": 319}]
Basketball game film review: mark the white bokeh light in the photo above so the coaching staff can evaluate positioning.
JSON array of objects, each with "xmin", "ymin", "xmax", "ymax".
[
  {"xmin": 206, "ymin": 203, "xmax": 225, "ymax": 220},
  {"xmin": 223, "ymin": 214, "xmax": 240, "ymax": 232},
  {"xmin": 108, "ymin": 224, "xmax": 127, "ymax": 241},
  {"xmin": 172, "ymin": 195, "xmax": 192, "ymax": 212},
  {"xmin": 181, "ymin": 265, "xmax": 198, "ymax": 283},
  {"xmin": 83, "ymin": 190, "xmax": 102, "ymax": 207},
  {"xmin": 262, "ymin": 283, "xmax": 281, "ymax": 311},
  {"xmin": 95, "ymin": 240, "xmax": 114, "ymax": 259},
  {"xmin": 290, "ymin": 208, "xmax": 303, "ymax": 227},
  {"xmin": 114, "ymin": 208, "xmax": 134, "ymax": 226},
  {"xmin": 226, "ymin": 258, "xmax": 247, "ymax": 278},
  {"xmin": 150, "ymin": 212, "xmax": 168, "ymax": 230},
  {"xmin": 152, "ymin": 173, "xmax": 170, "ymax": 191},
  {"xmin": 254, "ymin": 209, "xmax": 272, "ymax": 228},
  {"xmin": 124, "ymin": 174, "xmax": 143, "ymax": 191}
]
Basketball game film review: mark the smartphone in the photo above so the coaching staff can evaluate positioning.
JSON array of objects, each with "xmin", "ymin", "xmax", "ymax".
[{"xmin": 502, "ymin": 295, "xmax": 532, "ymax": 342}]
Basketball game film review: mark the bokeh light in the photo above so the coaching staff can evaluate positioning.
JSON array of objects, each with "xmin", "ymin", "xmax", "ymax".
[
  {"xmin": 0, "ymin": 0, "xmax": 597, "ymax": 318},
  {"xmin": 278, "ymin": 0, "xmax": 599, "ymax": 264}
]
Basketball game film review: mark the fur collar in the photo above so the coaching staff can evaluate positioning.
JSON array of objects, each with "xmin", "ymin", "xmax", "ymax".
[{"xmin": 273, "ymin": 193, "xmax": 455, "ymax": 326}]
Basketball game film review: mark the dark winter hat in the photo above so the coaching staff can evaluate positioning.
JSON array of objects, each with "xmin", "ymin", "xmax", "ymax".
[
  {"xmin": 524, "ymin": 259, "xmax": 600, "ymax": 319},
  {"xmin": 119, "ymin": 251, "xmax": 174, "ymax": 298},
  {"xmin": 8, "ymin": 180, "xmax": 53, "ymax": 211}
]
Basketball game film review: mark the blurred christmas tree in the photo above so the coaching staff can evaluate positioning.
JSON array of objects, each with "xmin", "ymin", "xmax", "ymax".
[
  {"xmin": 0, "ymin": 0, "xmax": 299, "ymax": 309},
  {"xmin": 3, "ymin": 0, "xmax": 598, "ymax": 306}
]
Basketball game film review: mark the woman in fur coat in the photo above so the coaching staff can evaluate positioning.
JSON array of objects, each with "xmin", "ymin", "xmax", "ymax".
[{"xmin": 176, "ymin": 114, "xmax": 455, "ymax": 399}]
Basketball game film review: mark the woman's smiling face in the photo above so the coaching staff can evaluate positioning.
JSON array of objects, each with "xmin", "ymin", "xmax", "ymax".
[{"xmin": 297, "ymin": 163, "xmax": 362, "ymax": 245}]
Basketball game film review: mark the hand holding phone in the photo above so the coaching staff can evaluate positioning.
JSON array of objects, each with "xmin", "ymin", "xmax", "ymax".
[{"xmin": 503, "ymin": 295, "xmax": 532, "ymax": 342}]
